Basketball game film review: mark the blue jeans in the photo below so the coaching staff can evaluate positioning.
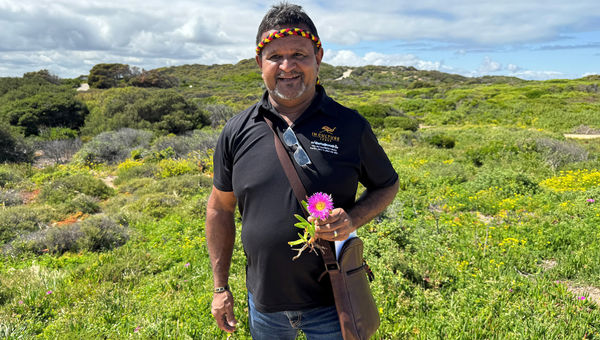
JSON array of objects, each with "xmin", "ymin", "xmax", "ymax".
[{"xmin": 248, "ymin": 292, "xmax": 343, "ymax": 340}]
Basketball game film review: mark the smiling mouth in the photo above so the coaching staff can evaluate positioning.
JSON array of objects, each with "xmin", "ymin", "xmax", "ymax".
[{"xmin": 277, "ymin": 73, "xmax": 302, "ymax": 82}]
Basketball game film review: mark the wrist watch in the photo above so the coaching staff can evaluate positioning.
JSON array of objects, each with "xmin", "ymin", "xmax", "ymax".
[{"xmin": 214, "ymin": 285, "xmax": 230, "ymax": 293}]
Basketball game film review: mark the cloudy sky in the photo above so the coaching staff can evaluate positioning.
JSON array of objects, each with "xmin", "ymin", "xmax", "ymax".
[{"xmin": 1, "ymin": 0, "xmax": 599, "ymax": 80}]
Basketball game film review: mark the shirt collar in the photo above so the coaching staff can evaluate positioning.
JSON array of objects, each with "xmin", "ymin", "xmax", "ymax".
[{"xmin": 253, "ymin": 85, "xmax": 337, "ymax": 122}]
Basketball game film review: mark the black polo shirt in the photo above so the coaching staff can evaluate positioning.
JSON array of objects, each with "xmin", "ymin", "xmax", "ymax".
[{"xmin": 213, "ymin": 85, "xmax": 398, "ymax": 312}]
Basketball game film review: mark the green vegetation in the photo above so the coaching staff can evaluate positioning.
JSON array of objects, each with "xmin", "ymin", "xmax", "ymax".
[{"xmin": 1, "ymin": 63, "xmax": 599, "ymax": 338}]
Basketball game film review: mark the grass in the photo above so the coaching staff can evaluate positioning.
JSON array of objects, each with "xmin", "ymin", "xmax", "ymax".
[{"xmin": 2, "ymin": 75, "xmax": 600, "ymax": 338}]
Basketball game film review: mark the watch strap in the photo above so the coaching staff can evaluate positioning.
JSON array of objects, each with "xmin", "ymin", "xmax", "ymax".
[{"xmin": 214, "ymin": 285, "xmax": 230, "ymax": 293}]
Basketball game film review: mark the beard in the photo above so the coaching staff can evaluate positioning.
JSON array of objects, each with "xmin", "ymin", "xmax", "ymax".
[
  {"xmin": 270, "ymin": 72, "xmax": 308, "ymax": 101},
  {"xmin": 272, "ymin": 81, "xmax": 307, "ymax": 100}
]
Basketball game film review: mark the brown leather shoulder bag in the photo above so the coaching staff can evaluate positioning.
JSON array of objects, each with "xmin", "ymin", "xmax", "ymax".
[{"xmin": 264, "ymin": 116, "xmax": 380, "ymax": 340}]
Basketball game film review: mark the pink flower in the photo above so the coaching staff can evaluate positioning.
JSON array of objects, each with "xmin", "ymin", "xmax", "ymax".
[
  {"xmin": 579, "ymin": 296, "xmax": 586, "ymax": 300},
  {"xmin": 134, "ymin": 326, "xmax": 141, "ymax": 333},
  {"xmin": 307, "ymin": 192, "xmax": 334, "ymax": 220},
  {"xmin": 46, "ymin": 290, "xmax": 53, "ymax": 295},
  {"xmin": 587, "ymin": 199, "xmax": 595, "ymax": 203},
  {"xmin": 18, "ymin": 300, "xmax": 24, "ymax": 305},
  {"xmin": 184, "ymin": 262, "xmax": 190, "ymax": 268}
]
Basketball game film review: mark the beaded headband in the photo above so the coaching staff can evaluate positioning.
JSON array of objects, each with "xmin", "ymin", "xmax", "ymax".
[{"xmin": 256, "ymin": 28, "xmax": 322, "ymax": 55}]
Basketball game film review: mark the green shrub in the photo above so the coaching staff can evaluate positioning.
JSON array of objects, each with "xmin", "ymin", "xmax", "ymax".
[
  {"xmin": 383, "ymin": 116, "xmax": 419, "ymax": 131},
  {"xmin": 80, "ymin": 87, "xmax": 209, "ymax": 135},
  {"xmin": 30, "ymin": 164, "xmax": 90, "ymax": 185},
  {"xmin": 74, "ymin": 128, "xmax": 153, "ymax": 165},
  {"xmin": 151, "ymin": 130, "xmax": 219, "ymax": 158},
  {"xmin": 172, "ymin": 194, "xmax": 209, "ymax": 219},
  {"xmin": 35, "ymin": 138, "xmax": 83, "ymax": 165},
  {"xmin": 127, "ymin": 193, "xmax": 182, "ymax": 219},
  {"xmin": 116, "ymin": 177, "xmax": 156, "ymax": 194},
  {"xmin": 465, "ymin": 140, "xmax": 510, "ymax": 166},
  {"xmin": 0, "ymin": 189, "xmax": 23, "ymax": 207},
  {"xmin": 0, "ymin": 168, "xmax": 17, "ymax": 187},
  {"xmin": 425, "ymin": 134, "xmax": 456, "ymax": 149},
  {"xmin": 155, "ymin": 158, "xmax": 196, "ymax": 178},
  {"xmin": 0, "ymin": 206, "xmax": 57, "ymax": 244},
  {"xmin": 88, "ymin": 63, "xmax": 132, "ymax": 89},
  {"xmin": 77, "ymin": 215, "xmax": 130, "ymax": 252},
  {"xmin": 466, "ymin": 168, "xmax": 540, "ymax": 196},
  {"xmin": 366, "ymin": 117, "xmax": 384, "ymax": 129},
  {"xmin": 114, "ymin": 161, "xmax": 158, "ymax": 185},
  {"xmin": 63, "ymin": 193, "xmax": 101, "ymax": 214},
  {"xmin": 38, "ymin": 127, "xmax": 78, "ymax": 140},
  {"xmin": 534, "ymin": 137, "xmax": 588, "ymax": 170},
  {"xmin": 427, "ymin": 162, "xmax": 469, "ymax": 186},
  {"xmin": 2, "ymin": 88, "xmax": 87, "ymax": 136},
  {"xmin": 39, "ymin": 173, "xmax": 114, "ymax": 204},
  {"xmin": 5, "ymin": 214, "xmax": 129, "ymax": 255},
  {"xmin": 0, "ymin": 124, "xmax": 33, "ymax": 163},
  {"xmin": 203, "ymin": 104, "xmax": 237, "ymax": 128},
  {"xmin": 355, "ymin": 104, "xmax": 398, "ymax": 118}
]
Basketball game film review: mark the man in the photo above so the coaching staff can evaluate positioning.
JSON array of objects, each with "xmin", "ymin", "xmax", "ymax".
[{"xmin": 206, "ymin": 3, "xmax": 399, "ymax": 339}]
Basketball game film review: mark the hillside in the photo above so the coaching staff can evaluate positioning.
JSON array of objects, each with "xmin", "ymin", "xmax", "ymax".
[{"xmin": 1, "ymin": 64, "xmax": 600, "ymax": 338}]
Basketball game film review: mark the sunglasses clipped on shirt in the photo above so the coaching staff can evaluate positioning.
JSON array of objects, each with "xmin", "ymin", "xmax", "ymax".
[{"xmin": 283, "ymin": 126, "xmax": 312, "ymax": 167}]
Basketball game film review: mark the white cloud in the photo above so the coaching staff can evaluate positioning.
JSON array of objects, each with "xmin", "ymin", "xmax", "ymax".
[
  {"xmin": 507, "ymin": 64, "xmax": 521, "ymax": 73},
  {"xmin": 510, "ymin": 70, "xmax": 564, "ymax": 80},
  {"xmin": 478, "ymin": 56, "xmax": 502, "ymax": 73},
  {"xmin": 324, "ymin": 50, "xmax": 442, "ymax": 70},
  {"xmin": 311, "ymin": 0, "xmax": 600, "ymax": 45},
  {"xmin": 0, "ymin": 0, "xmax": 598, "ymax": 79}
]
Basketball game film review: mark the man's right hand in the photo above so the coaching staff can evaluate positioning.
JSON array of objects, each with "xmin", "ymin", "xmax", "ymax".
[{"xmin": 211, "ymin": 290, "xmax": 237, "ymax": 333}]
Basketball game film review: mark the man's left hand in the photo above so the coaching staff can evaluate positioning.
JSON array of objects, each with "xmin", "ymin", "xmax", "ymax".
[{"xmin": 312, "ymin": 208, "xmax": 354, "ymax": 241}]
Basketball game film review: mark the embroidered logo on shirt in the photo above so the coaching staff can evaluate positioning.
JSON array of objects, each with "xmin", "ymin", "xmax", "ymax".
[
  {"xmin": 321, "ymin": 126, "xmax": 336, "ymax": 134},
  {"xmin": 312, "ymin": 126, "xmax": 340, "ymax": 143},
  {"xmin": 310, "ymin": 141, "xmax": 338, "ymax": 155},
  {"xmin": 310, "ymin": 126, "xmax": 340, "ymax": 154}
]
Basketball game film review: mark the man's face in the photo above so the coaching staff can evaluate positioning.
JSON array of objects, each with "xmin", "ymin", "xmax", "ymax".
[{"xmin": 256, "ymin": 29, "xmax": 323, "ymax": 108}]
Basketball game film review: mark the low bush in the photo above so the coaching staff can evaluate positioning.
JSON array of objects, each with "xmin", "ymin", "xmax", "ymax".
[
  {"xmin": 63, "ymin": 193, "xmax": 101, "ymax": 214},
  {"xmin": 355, "ymin": 103, "xmax": 398, "ymax": 118},
  {"xmin": 155, "ymin": 158, "xmax": 197, "ymax": 178},
  {"xmin": 39, "ymin": 173, "xmax": 114, "ymax": 205},
  {"xmin": 77, "ymin": 215, "xmax": 130, "ymax": 252},
  {"xmin": 30, "ymin": 163, "xmax": 90, "ymax": 185},
  {"xmin": 0, "ymin": 205, "xmax": 57, "ymax": 244},
  {"xmin": 37, "ymin": 127, "xmax": 79, "ymax": 140},
  {"xmin": 0, "ymin": 189, "xmax": 23, "ymax": 206},
  {"xmin": 425, "ymin": 134, "xmax": 456, "ymax": 149},
  {"xmin": 0, "ymin": 124, "xmax": 33, "ymax": 163},
  {"xmin": 5, "ymin": 214, "xmax": 129, "ymax": 255},
  {"xmin": 116, "ymin": 177, "xmax": 156, "ymax": 194},
  {"xmin": 366, "ymin": 117, "xmax": 384, "ymax": 129},
  {"xmin": 571, "ymin": 125, "xmax": 600, "ymax": 134},
  {"xmin": 203, "ymin": 104, "xmax": 237, "ymax": 128},
  {"xmin": 126, "ymin": 193, "xmax": 182, "ymax": 219},
  {"xmin": 465, "ymin": 140, "xmax": 513, "ymax": 167},
  {"xmin": 35, "ymin": 139, "xmax": 82, "ymax": 164},
  {"xmin": 383, "ymin": 116, "xmax": 419, "ymax": 131},
  {"xmin": 534, "ymin": 138, "xmax": 588, "ymax": 171},
  {"xmin": 74, "ymin": 128, "xmax": 153, "ymax": 165},
  {"xmin": 114, "ymin": 161, "xmax": 158, "ymax": 185},
  {"xmin": 466, "ymin": 168, "xmax": 540, "ymax": 196},
  {"xmin": 0, "ymin": 168, "xmax": 21, "ymax": 187},
  {"xmin": 151, "ymin": 130, "xmax": 219, "ymax": 158}
]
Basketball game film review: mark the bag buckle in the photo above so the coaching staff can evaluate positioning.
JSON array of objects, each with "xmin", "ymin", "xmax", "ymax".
[{"xmin": 325, "ymin": 261, "xmax": 340, "ymax": 272}]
